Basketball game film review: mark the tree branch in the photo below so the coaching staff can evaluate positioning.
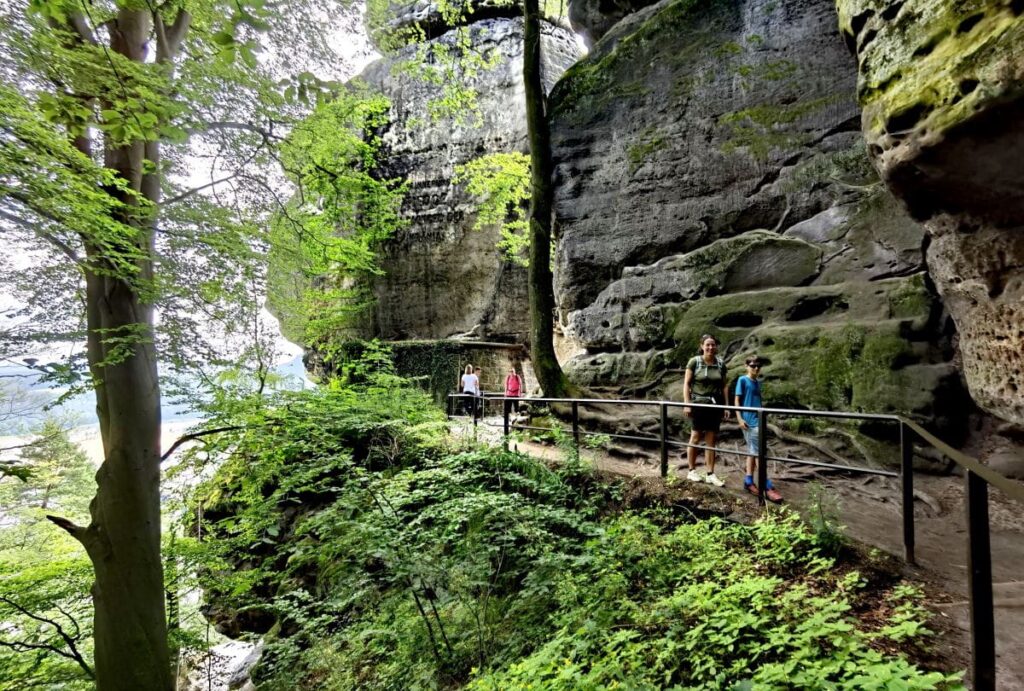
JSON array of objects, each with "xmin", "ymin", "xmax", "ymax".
[
  {"xmin": 45, "ymin": 515, "xmax": 89, "ymax": 542},
  {"xmin": 161, "ymin": 425, "xmax": 246, "ymax": 462},
  {"xmin": 0, "ymin": 208, "xmax": 83, "ymax": 264},
  {"xmin": 161, "ymin": 133, "xmax": 270, "ymax": 206},
  {"xmin": 191, "ymin": 121, "xmax": 285, "ymax": 141},
  {"xmin": 166, "ymin": 10, "xmax": 191, "ymax": 55},
  {"xmin": 0, "ymin": 596, "xmax": 94, "ymax": 678}
]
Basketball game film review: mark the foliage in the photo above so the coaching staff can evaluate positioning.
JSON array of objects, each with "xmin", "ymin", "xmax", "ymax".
[
  {"xmin": 454, "ymin": 152, "xmax": 531, "ymax": 265},
  {"xmin": 0, "ymin": 0, "xmax": 366, "ymax": 402},
  {"xmin": 0, "ymin": 422, "xmax": 95, "ymax": 688},
  {"xmin": 392, "ymin": 28, "xmax": 504, "ymax": 127},
  {"xmin": 268, "ymin": 85, "xmax": 408, "ymax": 348},
  {"xmin": 192, "ymin": 382, "xmax": 961, "ymax": 690},
  {"xmin": 1, "ymin": 1, "xmax": 370, "ymax": 682},
  {"xmin": 469, "ymin": 512, "xmax": 961, "ymax": 691}
]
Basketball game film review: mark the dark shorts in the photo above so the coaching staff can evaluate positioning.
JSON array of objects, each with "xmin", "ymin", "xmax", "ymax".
[{"xmin": 691, "ymin": 405, "xmax": 722, "ymax": 433}]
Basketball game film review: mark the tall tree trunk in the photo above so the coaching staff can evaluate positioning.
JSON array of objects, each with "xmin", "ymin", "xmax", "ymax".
[
  {"xmin": 523, "ymin": 0, "xmax": 570, "ymax": 397},
  {"xmin": 49, "ymin": 8, "xmax": 173, "ymax": 689}
]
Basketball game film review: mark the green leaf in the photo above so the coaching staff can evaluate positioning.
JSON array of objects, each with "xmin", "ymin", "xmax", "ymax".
[{"xmin": 212, "ymin": 30, "xmax": 236, "ymax": 46}]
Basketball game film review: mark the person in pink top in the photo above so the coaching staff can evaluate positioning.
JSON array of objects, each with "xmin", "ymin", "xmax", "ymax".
[{"xmin": 504, "ymin": 366, "xmax": 523, "ymax": 413}]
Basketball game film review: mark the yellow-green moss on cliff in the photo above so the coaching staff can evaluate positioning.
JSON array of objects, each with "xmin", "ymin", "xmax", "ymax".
[{"xmin": 837, "ymin": 0, "xmax": 1024, "ymax": 141}]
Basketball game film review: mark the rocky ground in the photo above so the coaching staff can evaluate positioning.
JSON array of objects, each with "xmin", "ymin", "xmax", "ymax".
[{"xmin": 451, "ymin": 413, "xmax": 1024, "ymax": 689}]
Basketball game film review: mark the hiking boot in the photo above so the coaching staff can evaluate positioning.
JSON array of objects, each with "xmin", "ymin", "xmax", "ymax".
[
  {"xmin": 745, "ymin": 483, "xmax": 760, "ymax": 497},
  {"xmin": 704, "ymin": 473, "xmax": 725, "ymax": 487},
  {"xmin": 686, "ymin": 469, "xmax": 704, "ymax": 483},
  {"xmin": 765, "ymin": 487, "xmax": 784, "ymax": 503}
]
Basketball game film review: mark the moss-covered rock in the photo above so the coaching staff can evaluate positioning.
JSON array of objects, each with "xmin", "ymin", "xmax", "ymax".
[
  {"xmin": 836, "ymin": 0, "xmax": 1024, "ymax": 223},
  {"xmin": 568, "ymin": 274, "xmax": 964, "ymax": 442},
  {"xmin": 838, "ymin": 0, "xmax": 1024, "ymax": 426}
]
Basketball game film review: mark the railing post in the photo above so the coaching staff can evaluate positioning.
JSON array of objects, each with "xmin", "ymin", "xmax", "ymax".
[
  {"xmin": 757, "ymin": 409, "xmax": 768, "ymax": 507},
  {"xmin": 571, "ymin": 401, "xmax": 580, "ymax": 452},
  {"xmin": 966, "ymin": 470, "xmax": 996, "ymax": 691},
  {"xmin": 473, "ymin": 395, "xmax": 478, "ymax": 428},
  {"xmin": 446, "ymin": 393, "xmax": 452, "ymax": 419},
  {"xmin": 900, "ymin": 422, "xmax": 916, "ymax": 565},
  {"xmin": 503, "ymin": 398, "xmax": 510, "ymax": 450},
  {"xmin": 659, "ymin": 404, "xmax": 668, "ymax": 478}
]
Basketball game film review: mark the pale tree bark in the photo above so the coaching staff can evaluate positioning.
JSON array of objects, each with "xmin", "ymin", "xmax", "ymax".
[
  {"xmin": 45, "ymin": 7, "xmax": 191, "ymax": 690},
  {"xmin": 523, "ymin": 0, "xmax": 570, "ymax": 397}
]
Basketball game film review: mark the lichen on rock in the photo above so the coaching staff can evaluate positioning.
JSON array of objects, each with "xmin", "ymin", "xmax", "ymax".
[
  {"xmin": 836, "ymin": 0, "xmax": 1024, "ymax": 223},
  {"xmin": 838, "ymin": 0, "xmax": 1024, "ymax": 425}
]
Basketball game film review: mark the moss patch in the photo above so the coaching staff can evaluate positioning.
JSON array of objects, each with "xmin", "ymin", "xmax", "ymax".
[
  {"xmin": 626, "ymin": 126, "xmax": 666, "ymax": 174},
  {"xmin": 838, "ymin": 0, "xmax": 1024, "ymax": 140}
]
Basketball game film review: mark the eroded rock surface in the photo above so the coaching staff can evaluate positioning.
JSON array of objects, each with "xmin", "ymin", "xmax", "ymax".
[
  {"xmin": 549, "ymin": 0, "xmax": 961, "ymax": 433},
  {"xmin": 567, "ymin": 0, "xmax": 661, "ymax": 46},
  {"xmin": 838, "ymin": 0, "xmax": 1024, "ymax": 424},
  {"xmin": 367, "ymin": 0, "xmax": 524, "ymax": 51},
  {"xmin": 361, "ymin": 18, "xmax": 580, "ymax": 341}
]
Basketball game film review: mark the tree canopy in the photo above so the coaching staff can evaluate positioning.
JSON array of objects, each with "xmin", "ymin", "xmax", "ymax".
[{"xmin": 0, "ymin": 0, "xmax": 367, "ymax": 687}]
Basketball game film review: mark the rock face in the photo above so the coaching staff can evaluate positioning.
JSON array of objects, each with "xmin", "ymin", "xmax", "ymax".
[
  {"xmin": 366, "ymin": 0, "xmax": 523, "ymax": 51},
  {"xmin": 548, "ymin": 0, "xmax": 963, "ymax": 435},
  {"xmin": 567, "ymin": 0, "xmax": 662, "ymax": 46},
  {"xmin": 837, "ymin": 0, "xmax": 1024, "ymax": 425},
  {"xmin": 360, "ymin": 18, "xmax": 580, "ymax": 342}
]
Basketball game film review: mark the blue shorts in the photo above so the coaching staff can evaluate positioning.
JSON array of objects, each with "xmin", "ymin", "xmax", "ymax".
[{"xmin": 743, "ymin": 425, "xmax": 760, "ymax": 455}]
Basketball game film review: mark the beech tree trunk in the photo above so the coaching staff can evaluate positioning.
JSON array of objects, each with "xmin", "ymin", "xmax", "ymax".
[
  {"xmin": 523, "ymin": 0, "xmax": 570, "ymax": 397},
  {"xmin": 46, "ymin": 8, "xmax": 186, "ymax": 689}
]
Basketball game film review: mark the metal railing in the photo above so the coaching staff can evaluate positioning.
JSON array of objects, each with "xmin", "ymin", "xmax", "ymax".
[{"xmin": 446, "ymin": 392, "xmax": 1024, "ymax": 691}]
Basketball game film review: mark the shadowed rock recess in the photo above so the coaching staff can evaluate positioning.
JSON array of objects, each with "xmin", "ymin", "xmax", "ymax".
[
  {"xmin": 549, "ymin": 0, "xmax": 964, "ymax": 435},
  {"xmin": 359, "ymin": 17, "xmax": 579, "ymax": 342},
  {"xmin": 837, "ymin": 0, "xmax": 1024, "ymax": 425}
]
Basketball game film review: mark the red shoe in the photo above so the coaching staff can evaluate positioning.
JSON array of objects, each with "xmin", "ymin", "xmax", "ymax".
[
  {"xmin": 765, "ymin": 487, "xmax": 783, "ymax": 503},
  {"xmin": 745, "ymin": 483, "xmax": 760, "ymax": 497}
]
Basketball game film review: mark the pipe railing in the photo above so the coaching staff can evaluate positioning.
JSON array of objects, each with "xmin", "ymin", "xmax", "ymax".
[{"xmin": 446, "ymin": 392, "xmax": 1024, "ymax": 691}]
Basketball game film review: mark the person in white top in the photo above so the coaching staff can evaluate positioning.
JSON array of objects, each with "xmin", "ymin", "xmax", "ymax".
[{"xmin": 459, "ymin": 364, "xmax": 480, "ymax": 416}]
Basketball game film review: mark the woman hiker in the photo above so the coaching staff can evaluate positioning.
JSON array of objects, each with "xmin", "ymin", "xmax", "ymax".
[
  {"xmin": 459, "ymin": 364, "xmax": 480, "ymax": 417},
  {"xmin": 682, "ymin": 334, "xmax": 730, "ymax": 486},
  {"xmin": 504, "ymin": 366, "xmax": 523, "ymax": 414}
]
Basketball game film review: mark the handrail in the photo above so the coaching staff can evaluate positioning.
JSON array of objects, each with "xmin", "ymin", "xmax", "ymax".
[
  {"xmin": 903, "ymin": 418, "xmax": 1024, "ymax": 502},
  {"xmin": 446, "ymin": 390, "xmax": 1021, "ymax": 690}
]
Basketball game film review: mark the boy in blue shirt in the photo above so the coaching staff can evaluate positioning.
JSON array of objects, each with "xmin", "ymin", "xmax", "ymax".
[{"xmin": 734, "ymin": 356, "xmax": 782, "ymax": 503}]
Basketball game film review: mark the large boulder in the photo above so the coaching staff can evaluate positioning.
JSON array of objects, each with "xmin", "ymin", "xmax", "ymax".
[
  {"xmin": 837, "ymin": 0, "xmax": 1024, "ymax": 425},
  {"xmin": 360, "ymin": 18, "xmax": 580, "ymax": 341},
  {"xmin": 549, "ymin": 0, "xmax": 963, "ymax": 435}
]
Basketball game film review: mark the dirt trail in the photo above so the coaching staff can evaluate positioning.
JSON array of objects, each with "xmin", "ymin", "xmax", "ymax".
[{"xmin": 451, "ymin": 415, "xmax": 1024, "ymax": 689}]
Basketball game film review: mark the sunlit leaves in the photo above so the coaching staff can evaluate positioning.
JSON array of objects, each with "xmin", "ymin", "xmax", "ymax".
[
  {"xmin": 269, "ymin": 85, "xmax": 407, "ymax": 347},
  {"xmin": 454, "ymin": 152, "xmax": 531, "ymax": 265}
]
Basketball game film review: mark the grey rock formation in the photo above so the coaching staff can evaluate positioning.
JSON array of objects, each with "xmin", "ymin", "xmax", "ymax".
[
  {"xmin": 567, "ymin": 0, "xmax": 661, "ymax": 46},
  {"xmin": 837, "ymin": 0, "xmax": 1024, "ymax": 425},
  {"xmin": 360, "ymin": 18, "xmax": 580, "ymax": 341},
  {"xmin": 368, "ymin": 0, "xmax": 523, "ymax": 50},
  {"xmin": 548, "ymin": 0, "xmax": 961, "ymax": 434}
]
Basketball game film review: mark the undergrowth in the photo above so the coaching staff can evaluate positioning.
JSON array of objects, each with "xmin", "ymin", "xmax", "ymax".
[{"xmin": 191, "ymin": 372, "xmax": 963, "ymax": 690}]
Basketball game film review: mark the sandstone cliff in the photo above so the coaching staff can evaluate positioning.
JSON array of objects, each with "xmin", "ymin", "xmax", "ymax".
[
  {"xmin": 548, "ymin": 0, "xmax": 963, "ymax": 435},
  {"xmin": 360, "ymin": 17, "xmax": 579, "ymax": 342},
  {"xmin": 837, "ymin": 0, "xmax": 1024, "ymax": 426}
]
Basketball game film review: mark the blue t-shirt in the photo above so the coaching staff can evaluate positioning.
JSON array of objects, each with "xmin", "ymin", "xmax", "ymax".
[{"xmin": 735, "ymin": 375, "xmax": 762, "ymax": 427}]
